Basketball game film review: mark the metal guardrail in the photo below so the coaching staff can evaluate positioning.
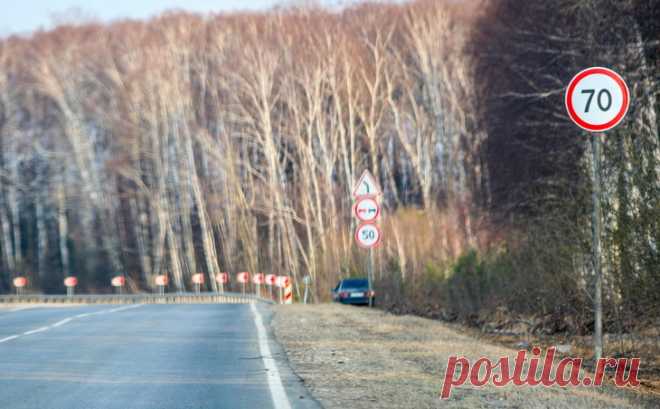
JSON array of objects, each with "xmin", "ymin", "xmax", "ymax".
[{"xmin": 0, "ymin": 292, "xmax": 273, "ymax": 305}]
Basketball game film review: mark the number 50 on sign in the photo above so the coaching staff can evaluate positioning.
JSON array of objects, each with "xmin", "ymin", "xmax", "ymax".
[{"xmin": 355, "ymin": 223, "xmax": 381, "ymax": 249}]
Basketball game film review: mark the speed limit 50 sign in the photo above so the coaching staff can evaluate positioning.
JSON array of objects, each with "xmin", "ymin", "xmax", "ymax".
[
  {"xmin": 565, "ymin": 67, "xmax": 629, "ymax": 132},
  {"xmin": 355, "ymin": 223, "xmax": 382, "ymax": 249}
]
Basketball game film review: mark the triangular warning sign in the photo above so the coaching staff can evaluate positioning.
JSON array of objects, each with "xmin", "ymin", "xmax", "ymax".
[{"xmin": 352, "ymin": 170, "xmax": 381, "ymax": 197}]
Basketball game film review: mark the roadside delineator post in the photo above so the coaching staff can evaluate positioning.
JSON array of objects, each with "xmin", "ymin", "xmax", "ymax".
[
  {"xmin": 276, "ymin": 275, "xmax": 291, "ymax": 304},
  {"xmin": 284, "ymin": 279, "xmax": 293, "ymax": 305}
]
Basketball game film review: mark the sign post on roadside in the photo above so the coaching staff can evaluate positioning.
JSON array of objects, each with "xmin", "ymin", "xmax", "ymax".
[
  {"xmin": 155, "ymin": 275, "xmax": 168, "ymax": 295},
  {"xmin": 237, "ymin": 272, "xmax": 250, "ymax": 295},
  {"xmin": 253, "ymin": 273, "xmax": 265, "ymax": 297},
  {"xmin": 111, "ymin": 275, "xmax": 126, "ymax": 295},
  {"xmin": 215, "ymin": 272, "xmax": 229, "ymax": 294},
  {"xmin": 352, "ymin": 170, "xmax": 382, "ymax": 308},
  {"xmin": 192, "ymin": 273, "xmax": 205, "ymax": 294},
  {"xmin": 13, "ymin": 276, "xmax": 27, "ymax": 295},
  {"xmin": 565, "ymin": 67, "xmax": 630, "ymax": 362},
  {"xmin": 265, "ymin": 274, "xmax": 276, "ymax": 300},
  {"xmin": 64, "ymin": 276, "xmax": 78, "ymax": 297}
]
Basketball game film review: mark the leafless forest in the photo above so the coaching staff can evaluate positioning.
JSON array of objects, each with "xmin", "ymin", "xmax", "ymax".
[{"xmin": 0, "ymin": 0, "xmax": 657, "ymax": 328}]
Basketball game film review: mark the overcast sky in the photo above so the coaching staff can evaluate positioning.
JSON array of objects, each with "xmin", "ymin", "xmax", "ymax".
[{"xmin": 0, "ymin": 0, "xmax": 345, "ymax": 37}]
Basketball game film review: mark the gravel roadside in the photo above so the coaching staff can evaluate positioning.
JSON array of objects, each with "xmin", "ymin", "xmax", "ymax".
[{"xmin": 273, "ymin": 303, "xmax": 653, "ymax": 409}]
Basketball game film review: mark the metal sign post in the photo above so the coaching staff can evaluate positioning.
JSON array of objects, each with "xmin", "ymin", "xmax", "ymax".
[
  {"xmin": 352, "ymin": 170, "xmax": 382, "ymax": 308},
  {"xmin": 590, "ymin": 133, "xmax": 603, "ymax": 361},
  {"xmin": 565, "ymin": 67, "xmax": 629, "ymax": 362},
  {"xmin": 368, "ymin": 250, "xmax": 374, "ymax": 308}
]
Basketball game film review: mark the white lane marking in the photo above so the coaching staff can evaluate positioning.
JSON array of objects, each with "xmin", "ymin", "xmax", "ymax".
[
  {"xmin": 23, "ymin": 326, "xmax": 49, "ymax": 336},
  {"xmin": 0, "ymin": 304, "xmax": 144, "ymax": 344},
  {"xmin": 51, "ymin": 318, "xmax": 72, "ymax": 328},
  {"xmin": 0, "ymin": 335, "xmax": 20, "ymax": 343},
  {"xmin": 250, "ymin": 303, "xmax": 292, "ymax": 409},
  {"xmin": 106, "ymin": 304, "xmax": 143, "ymax": 313}
]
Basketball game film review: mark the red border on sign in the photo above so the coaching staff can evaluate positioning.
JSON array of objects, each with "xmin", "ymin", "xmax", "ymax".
[
  {"xmin": 64, "ymin": 276, "xmax": 78, "ymax": 287},
  {"xmin": 155, "ymin": 275, "xmax": 168, "ymax": 286},
  {"xmin": 13, "ymin": 277, "xmax": 28, "ymax": 288},
  {"xmin": 353, "ymin": 197, "xmax": 381, "ymax": 222},
  {"xmin": 565, "ymin": 67, "xmax": 629, "ymax": 132},
  {"xmin": 111, "ymin": 276, "xmax": 125, "ymax": 287},
  {"xmin": 355, "ymin": 222, "xmax": 382, "ymax": 249},
  {"xmin": 352, "ymin": 170, "xmax": 381, "ymax": 198}
]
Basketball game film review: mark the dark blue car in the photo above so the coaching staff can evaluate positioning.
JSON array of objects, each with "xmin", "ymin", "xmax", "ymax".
[{"xmin": 332, "ymin": 278, "xmax": 374, "ymax": 305}]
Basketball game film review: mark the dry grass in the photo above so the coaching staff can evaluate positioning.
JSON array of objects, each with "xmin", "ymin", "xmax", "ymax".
[{"xmin": 273, "ymin": 304, "xmax": 656, "ymax": 409}]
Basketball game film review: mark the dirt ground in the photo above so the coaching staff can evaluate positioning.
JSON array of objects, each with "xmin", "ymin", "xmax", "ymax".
[{"xmin": 273, "ymin": 303, "xmax": 657, "ymax": 409}]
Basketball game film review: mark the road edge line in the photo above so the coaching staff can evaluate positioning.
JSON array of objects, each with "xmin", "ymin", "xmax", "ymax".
[{"xmin": 251, "ymin": 303, "xmax": 292, "ymax": 409}]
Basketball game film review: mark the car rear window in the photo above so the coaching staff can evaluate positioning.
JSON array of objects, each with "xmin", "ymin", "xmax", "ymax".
[{"xmin": 342, "ymin": 279, "xmax": 368, "ymax": 288}]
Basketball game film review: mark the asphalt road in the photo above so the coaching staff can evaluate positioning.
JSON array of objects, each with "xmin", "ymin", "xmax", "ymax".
[{"xmin": 0, "ymin": 303, "xmax": 318, "ymax": 409}]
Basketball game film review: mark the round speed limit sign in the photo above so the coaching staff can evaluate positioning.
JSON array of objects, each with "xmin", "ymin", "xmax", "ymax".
[
  {"xmin": 565, "ymin": 67, "xmax": 629, "ymax": 132},
  {"xmin": 355, "ymin": 223, "xmax": 382, "ymax": 249}
]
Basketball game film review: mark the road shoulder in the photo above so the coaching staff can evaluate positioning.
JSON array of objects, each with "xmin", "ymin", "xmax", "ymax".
[
  {"xmin": 273, "ymin": 303, "xmax": 652, "ymax": 409},
  {"xmin": 256, "ymin": 304, "xmax": 322, "ymax": 409}
]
